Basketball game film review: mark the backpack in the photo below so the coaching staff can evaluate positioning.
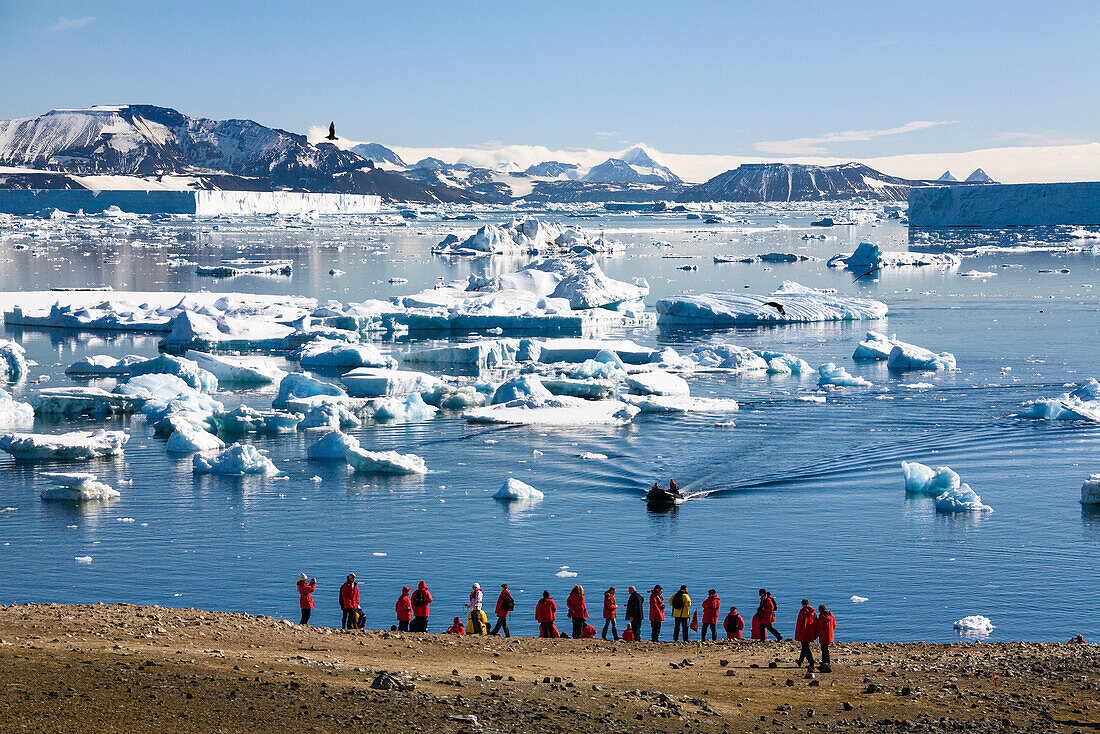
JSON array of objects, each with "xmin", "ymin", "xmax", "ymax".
[
  {"xmin": 412, "ymin": 589, "xmax": 427, "ymax": 608},
  {"xmin": 671, "ymin": 591, "xmax": 684, "ymax": 610},
  {"xmin": 353, "ymin": 609, "xmax": 366, "ymax": 629},
  {"xmin": 503, "ymin": 593, "xmax": 514, "ymax": 612}
]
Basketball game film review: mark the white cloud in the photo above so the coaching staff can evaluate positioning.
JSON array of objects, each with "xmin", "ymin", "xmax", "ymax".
[
  {"xmin": 593, "ymin": 131, "xmax": 619, "ymax": 138},
  {"xmin": 994, "ymin": 131, "xmax": 1089, "ymax": 147},
  {"xmin": 48, "ymin": 16, "xmax": 95, "ymax": 33},
  {"xmin": 754, "ymin": 120, "xmax": 954, "ymax": 155}
]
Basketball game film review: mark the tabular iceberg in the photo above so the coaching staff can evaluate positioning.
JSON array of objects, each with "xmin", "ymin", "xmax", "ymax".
[
  {"xmin": 492, "ymin": 375, "xmax": 553, "ymax": 404},
  {"xmin": 184, "ymin": 351, "xmax": 285, "ymax": 386},
  {"xmin": 33, "ymin": 387, "xmax": 144, "ymax": 418},
  {"xmin": 464, "ymin": 396, "xmax": 640, "ymax": 426},
  {"xmin": 625, "ymin": 370, "xmax": 690, "ymax": 396},
  {"xmin": 293, "ymin": 339, "xmax": 396, "ymax": 370},
  {"xmin": 345, "ymin": 447, "xmax": 427, "ymax": 475},
  {"xmin": 273, "ymin": 373, "xmax": 347, "ymax": 409},
  {"xmin": 300, "ymin": 402, "xmax": 361, "ymax": 430},
  {"xmin": 39, "ymin": 472, "xmax": 120, "ymax": 502},
  {"xmin": 341, "ymin": 367, "xmax": 442, "ymax": 398},
  {"xmin": 657, "ymin": 282, "xmax": 887, "ymax": 327},
  {"xmin": 216, "ymin": 405, "xmax": 301, "ymax": 435},
  {"xmin": 126, "ymin": 354, "xmax": 219, "ymax": 393},
  {"xmin": 193, "ymin": 443, "xmax": 280, "ymax": 476},
  {"xmin": 1082, "ymin": 474, "xmax": 1100, "ymax": 505},
  {"xmin": 620, "ymin": 395, "xmax": 740, "ymax": 413},
  {"xmin": 371, "ymin": 393, "xmax": 438, "ymax": 423},
  {"xmin": 0, "ymin": 429, "xmax": 129, "ymax": 460},
  {"xmin": 465, "ymin": 255, "xmax": 648, "ymax": 310},
  {"xmin": 1019, "ymin": 379, "xmax": 1100, "ymax": 421}
]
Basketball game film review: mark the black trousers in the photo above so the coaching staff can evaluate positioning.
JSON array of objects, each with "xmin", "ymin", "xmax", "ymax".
[
  {"xmin": 341, "ymin": 607, "xmax": 354, "ymax": 629},
  {"xmin": 674, "ymin": 617, "xmax": 689, "ymax": 641},
  {"xmin": 491, "ymin": 615, "xmax": 510, "ymax": 637},
  {"xmin": 630, "ymin": 618, "xmax": 641, "ymax": 640},
  {"xmin": 411, "ymin": 616, "xmax": 428, "ymax": 632},
  {"xmin": 798, "ymin": 641, "xmax": 815, "ymax": 667},
  {"xmin": 572, "ymin": 618, "xmax": 584, "ymax": 638},
  {"xmin": 650, "ymin": 620, "xmax": 662, "ymax": 641},
  {"xmin": 701, "ymin": 622, "xmax": 717, "ymax": 640},
  {"xmin": 540, "ymin": 621, "xmax": 555, "ymax": 638},
  {"xmin": 601, "ymin": 619, "xmax": 618, "ymax": 640},
  {"xmin": 763, "ymin": 622, "xmax": 782, "ymax": 640},
  {"xmin": 299, "ymin": 608, "xmax": 311, "ymax": 625},
  {"xmin": 398, "ymin": 620, "xmax": 409, "ymax": 632},
  {"xmin": 820, "ymin": 642, "xmax": 830, "ymax": 665}
]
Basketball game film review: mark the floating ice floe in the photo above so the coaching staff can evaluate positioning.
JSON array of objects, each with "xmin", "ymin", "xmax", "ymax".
[
  {"xmin": 195, "ymin": 258, "xmax": 292, "ymax": 277},
  {"xmin": 300, "ymin": 402, "xmax": 361, "ymax": 430},
  {"xmin": 935, "ymin": 483, "xmax": 992, "ymax": 513},
  {"xmin": 1018, "ymin": 379, "xmax": 1100, "ymax": 421},
  {"xmin": 33, "ymin": 387, "xmax": 143, "ymax": 418},
  {"xmin": 193, "ymin": 443, "xmax": 280, "ymax": 476},
  {"xmin": 959, "ymin": 270, "xmax": 997, "ymax": 278},
  {"xmin": 433, "ymin": 217, "xmax": 597, "ymax": 256},
  {"xmin": 620, "ymin": 395, "xmax": 740, "ymax": 413},
  {"xmin": 404, "ymin": 339, "xmax": 532, "ymax": 369},
  {"xmin": 216, "ymin": 405, "xmax": 301, "ymax": 435},
  {"xmin": 184, "ymin": 350, "xmax": 285, "ymax": 386},
  {"xmin": 827, "ymin": 242, "xmax": 961, "ymax": 270},
  {"xmin": 656, "ymin": 281, "xmax": 887, "ymax": 327},
  {"xmin": 818, "ymin": 363, "xmax": 872, "ymax": 388},
  {"xmin": 850, "ymin": 595, "xmax": 869, "ymax": 604},
  {"xmin": 953, "ymin": 615, "xmax": 994, "ymax": 636},
  {"xmin": 492, "ymin": 375, "xmax": 551, "ymax": 404},
  {"xmin": 371, "ymin": 393, "xmax": 438, "ymax": 423},
  {"xmin": 165, "ymin": 423, "xmax": 225, "ymax": 453},
  {"xmin": 465, "ymin": 254, "xmax": 649, "ymax": 310},
  {"xmin": 0, "ymin": 389, "xmax": 34, "ymax": 428},
  {"xmin": 273, "ymin": 373, "xmax": 347, "ymax": 409},
  {"xmin": 542, "ymin": 377, "xmax": 616, "ymax": 400},
  {"xmin": 306, "ymin": 430, "xmax": 361, "ymax": 460},
  {"xmin": 464, "ymin": 396, "xmax": 640, "ymax": 426},
  {"xmin": 346, "ymin": 447, "xmax": 428, "ymax": 474},
  {"xmin": 901, "ymin": 461, "xmax": 961, "ymax": 495},
  {"xmin": 342, "ymin": 367, "xmax": 443, "ymax": 398},
  {"xmin": 755, "ymin": 350, "xmax": 812, "ymax": 375},
  {"xmin": 161, "ymin": 311, "xmax": 297, "ymax": 351},
  {"xmin": 126, "ymin": 353, "xmax": 219, "ymax": 393},
  {"xmin": 493, "ymin": 477, "xmax": 544, "ymax": 501},
  {"xmin": 1081, "ymin": 474, "xmax": 1100, "ymax": 505},
  {"xmin": 0, "ymin": 429, "xmax": 128, "ymax": 460},
  {"xmin": 687, "ymin": 344, "xmax": 769, "ymax": 373},
  {"xmin": 39, "ymin": 472, "xmax": 120, "ymax": 502},
  {"xmin": 555, "ymin": 567, "xmax": 578, "ymax": 578},
  {"xmin": 293, "ymin": 338, "xmax": 396, "ymax": 370},
  {"xmin": 625, "ymin": 369, "xmax": 690, "ymax": 396},
  {"xmin": 64, "ymin": 354, "xmax": 144, "ymax": 377},
  {"xmin": 853, "ymin": 332, "xmax": 956, "ymax": 371},
  {"xmin": 0, "ymin": 340, "xmax": 28, "ymax": 381}
]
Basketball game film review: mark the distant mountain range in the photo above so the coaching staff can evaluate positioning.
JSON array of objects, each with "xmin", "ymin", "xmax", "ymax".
[{"xmin": 0, "ymin": 105, "xmax": 997, "ymax": 204}]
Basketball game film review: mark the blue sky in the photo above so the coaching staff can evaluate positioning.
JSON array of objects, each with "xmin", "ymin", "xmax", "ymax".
[{"xmin": 0, "ymin": 1, "xmax": 1096, "ymax": 164}]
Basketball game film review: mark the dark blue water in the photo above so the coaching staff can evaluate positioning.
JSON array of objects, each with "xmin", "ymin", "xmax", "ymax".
[{"xmin": 0, "ymin": 209, "xmax": 1097, "ymax": 642}]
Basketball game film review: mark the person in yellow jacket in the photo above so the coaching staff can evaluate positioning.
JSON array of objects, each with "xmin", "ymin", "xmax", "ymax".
[
  {"xmin": 466, "ymin": 608, "xmax": 490, "ymax": 635},
  {"xmin": 670, "ymin": 584, "xmax": 692, "ymax": 641}
]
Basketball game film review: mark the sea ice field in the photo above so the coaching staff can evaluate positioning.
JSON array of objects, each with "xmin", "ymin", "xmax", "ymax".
[{"xmin": 0, "ymin": 204, "xmax": 1097, "ymax": 643}]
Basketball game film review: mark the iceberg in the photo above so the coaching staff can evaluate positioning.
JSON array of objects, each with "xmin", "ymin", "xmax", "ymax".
[
  {"xmin": 657, "ymin": 281, "xmax": 887, "ymax": 327},
  {"xmin": 273, "ymin": 373, "xmax": 346, "ymax": 409},
  {"xmin": 64, "ymin": 354, "xmax": 144, "ymax": 377},
  {"xmin": 541, "ymin": 377, "xmax": 617, "ymax": 400},
  {"xmin": 300, "ymin": 402, "xmax": 361, "ymax": 430},
  {"xmin": 827, "ymin": 242, "xmax": 961, "ymax": 270},
  {"xmin": 184, "ymin": 350, "xmax": 285, "ymax": 386},
  {"xmin": 193, "ymin": 443, "xmax": 280, "ymax": 476},
  {"xmin": 293, "ymin": 338, "xmax": 396, "ymax": 370},
  {"xmin": 620, "ymin": 395, "xmax": 739, "ymax": 413},
  {"xmin": 0, "ymin": 429, "xmax": 128, "ymax": 460},
  {"xmin": 953, "ymin": 615, "xmax": 995, "ymax": 636},
  {"xmin": 341, "ymin": 367, "xmax": 442, "ymax": 398},
  {"xmin": 195, "ymin": 258, "xmax": 292, "ymax": 277},
  {"xmin": 465, "ymin": 255, "xmax": 648, "ymax": 310},
  {"xmin": 433, "ymin": 216, "xmax": 595, "ymax": 257},
  {"xmin": 537, "ymin": 338, "xmax": 654, "ymax": 365},
  {"xmin": 492, "ymin": 375, "xmax": 553, "ymax": 404},
  {"xmin": 345, "ymin": 447, "xmax": 428, "ymax": 475},
  {"xmin": 0, "ymin": 389, "xmax": 34, "ymax": 428},
  {"xmin": 33, "ymin": 387, "xmax": 144, "ymax": 418},
  {"xmin": 126, "ymin": 354, "xmax": 218, "ymax": 393},
  {"xmin": 216, "ymin": 405, "xmax": 301, "ymax": 435},
  {"xmin": 404, "ymin": 339, "xmax": 528, "ymax": 369},
  {"xmin": 371, "ymin": 393, "xmax": 438, "ymax": 423},
  {"xmin": 1081, "ymin": 474, "xmax": 1100, "ymax": 505},
  {"xmin": 853, "ymin": 332, "xmax": 956, "ymax": 371},
  {"xmin": 165, "ymin": 423, "xmax": 225, "ymax": 453},
  {"xmin": 0, "ymin": 340, "xmax": 28, "ymax": 381},
  {"xmin": 935, "ymin": 483, "xmax": 992, "ymax": 513},
  {"xmin": 39, "ymin": 472, "xmax": 120, "ymax": 502},
  {"xmin": 1019, "ymin": 379, "xmax": 1100, "ymax": 421},
  {"xmin": 464, "ymin": 396, "xmax": 640, "ymax": 426},
  {"xmin": 817, "ymin": 363, "xmax": 872, "ymax": 388},
  {"xmin": 161, "ymin": 311, "xmax": 296, "ymax": 351},
  {"xmin": 901, "ymin": 461, "xmax": 961, "ymax": 495},
  {"xmin": 306, "ymin": 430, "xmax": 361, "ymax": 460},
  {"xmin": 688, "ymin": 344, "xmax": 769, "ymax": 372},
  {"xmin": 625, "ymin": 369, "xmax": 690, "ymax": 396},
  {"xmin": 435, "ymin": 385, "xmax": 489, "ymax": 410},
  {"xmin": 754, "ymin": 350, "xmax": 812, "ymax": 375},
  {"xmin": 493, "ymin": 478, "xmax": 544, "ymax": 501}
]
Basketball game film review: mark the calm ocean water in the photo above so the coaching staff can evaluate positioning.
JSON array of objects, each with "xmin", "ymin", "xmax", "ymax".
[{"xmin": 0, "ymin": 209, "xmax": 1097, "ymax": 642}]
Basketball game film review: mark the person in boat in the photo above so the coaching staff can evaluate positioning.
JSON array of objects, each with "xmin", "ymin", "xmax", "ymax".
[{"xmin": 669, "ymin": 479, "xmax": 680, "ymax": 495}]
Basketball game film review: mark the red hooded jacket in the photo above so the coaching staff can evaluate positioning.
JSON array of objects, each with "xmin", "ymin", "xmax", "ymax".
[
  {"xmin": 535, "ymin": 597, "xmax": 557, "ymax": 624},
  {"xmin": 702, "ymin": 593, "xmax": 721, "ymax": 625},
  {"xmin": 649, "ymin": 592, "xmax": 665, "ymax": 622},
  {"xmin": 340, "ymin": 581, "xmax": 359, "ymax": 610},
  {"xmin": 602, "ymin": 592, "xmax": 617, "ymax": 620},
  {"xmin": 297, "ymin": 579, "xmax": 315, "ymax": 609},
  {"xmin": 751, "ymin": 612, "xmax": 763, "ymax": 640},
  {"xmin": 795, "ymin": 606, "xmax": 818, "ymax": 642},
  {"xmin": 495, "ymin": 589, "xmax": 513, "ymax": 617},
  {"xmin": 446, "ymin": 617, "xmax": 464, "ymax": 634},
  {"xmin": 723, "ymin": 611, "xmax": 744, "ymax": 639},
  {"xmin": 581, "ymin": 624, "xmax": 597, "ymax": 639},
  {"xmin": 395, "ymin": 587, "xmax": 413, "ymax": 622},
  {"xmin": 566, "ymin": 590, "xmax": 587, "ymax": 619},
  {"xmin": 757, "ymin": 594, "xmax": 776, "ymax": 625},
  {"xmin": 411, "ymin": 581, "xmax": 432, "ymax": 617},
  {"xmin": 817, "ymin": 611, "xmax": 835, "ymax": 644}
]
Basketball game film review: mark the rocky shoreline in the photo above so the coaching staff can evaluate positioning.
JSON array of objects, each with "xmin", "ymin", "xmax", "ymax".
[{"xmin": 0, "ymin": 603, "xmax": 1096, "ymax": 733}]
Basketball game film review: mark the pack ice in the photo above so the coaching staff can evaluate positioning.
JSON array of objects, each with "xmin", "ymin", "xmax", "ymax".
[
  {"xmin": 827, "ymin": 242, "xmax": 961, "ymax": 270},
  {"xmin": 0, "ymin": 340, "xmax": 28, "ymax": 381},
  {"xmin": 39, "ymin": 472, "xmax": 120, "ymax": 502},
  {"xmin": 853, "ymin": 332, "xmax": 957, "ymax": 371},
  {"xmin": 656, "ymin": 282, "xmax": 887, "ymax": 326},
  {"xmin": 193, "ymin": 443, "xmax": 280, "ymax": 476},
  {"xmin": 0, "ymin": 430, "xmax": 128, "ymax": 460},
  {"xmin": 293, "ymin": 339, "xmax": 396, "ymax": 370},
  {"xmin": 1019, "ymin": 379, "xmax": 1100, "ymax": 421}
]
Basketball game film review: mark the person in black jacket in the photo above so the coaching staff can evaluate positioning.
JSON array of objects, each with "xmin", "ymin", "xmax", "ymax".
[{"xmin": 624, "ymin": 586, "xmax": 644, "ymax": 641}]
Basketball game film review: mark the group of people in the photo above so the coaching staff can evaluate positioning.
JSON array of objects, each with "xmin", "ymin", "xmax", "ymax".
[{"xmin": 297, "ymin": 574, "xmax": 836, "ymax": 662}]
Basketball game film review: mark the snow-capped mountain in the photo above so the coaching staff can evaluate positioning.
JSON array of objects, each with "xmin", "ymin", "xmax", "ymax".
[
  {"xmin": 676, "ymin": 162, "xmax": 914, "ymax": 202},
  {"xmin": 0, "ymin": 105, "xmax": 479, "ymax": 203},
  {"xmin": 936, "ymin": 170, "xmax": 959, "ymax": 182},
  {"xmin": 350, "ymin": 142, "xmax": 406, "ymax": 168},
  {"xmin": 964, "ymin": 168, "xmax": 995, "ymax": 183},
  {"xmin": 582, "ymin": 146, "xmax": 681, "ymax": 184},
  {"xmin": 523, "ymin": 161, "xmax": 581, "ymax": 178}
]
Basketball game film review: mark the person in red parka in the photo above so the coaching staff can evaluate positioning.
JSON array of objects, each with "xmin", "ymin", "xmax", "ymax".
[
  {"xmin": 601, "ymin": 587, "xmax": 619, "ymax": 641},
  {"xmin": 395, "ymin": 586, "xmax": 413, "ymax": 632},
  {"xmin": 340, "ymin": 574, "xmax": 360, "ymax": 630},
  {"xmin": 701, "ymin": 589, "xmax": 721, "ymax": 641},
  {"xmin": 410, "ymin": 581, "xmax": 431, "ymax": 632},
  {"xmin": 794, "ymin": 599, "xmax": 818, "ymax": 670},
  {"xmin": 751, "ymin": 611, "xmax": 763, "ymax": 640},
  {"xmin": 566, "ymin": 585, "xmax": 588, "ymax": 639},
  {"xmin": 535, "ymin": 591, "xmax": 557, "ymax": 638},
  {"xmin": 816, "ymin": 604, "xmax": 836, "ymax": 670},
  {"xmin": 581, "ymin": 623, "xmax": 597, "ymax": 639},
  {"xmin": 491, "ymin": 583, "xmax": 513, "ymax": 637},
  {"xmin": 649, "ymin": 585, "xmax": 665, "ymax": 641},
  {"xmin": 297, "ymin": 573, "xmax": 316, "ymax": 625},
  {"xmin": 621, "ymin": 626, "xmax": 635, "ymax": 642},
  {"xmin": 757, "ymin": 589, "xmax": 782, "ymax": 640},
  {"xmin": 446, "ymin": 616, "xmax": 464, "ymax": 634},
  {"xmin": 723, "ymin": 605, "xmax": 744, "ymax": 639}
]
